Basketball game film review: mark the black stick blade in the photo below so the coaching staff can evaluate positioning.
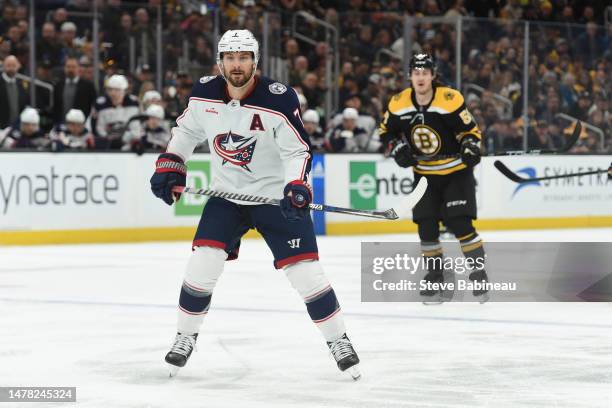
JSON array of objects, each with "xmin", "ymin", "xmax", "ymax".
[{"xmin": 494, "ymin": 160, "xmax": 527, "ymax": 183}]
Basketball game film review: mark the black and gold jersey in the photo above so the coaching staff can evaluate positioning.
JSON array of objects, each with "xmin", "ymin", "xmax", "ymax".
[{"xmin": 379, "ymin": 85, "xmax": 481, "ymax": 175}]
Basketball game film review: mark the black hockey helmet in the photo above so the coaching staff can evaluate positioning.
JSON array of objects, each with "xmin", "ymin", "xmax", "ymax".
[{"xmin": 409, "ymin": 53, "xmax": 437, "ymax": 76}]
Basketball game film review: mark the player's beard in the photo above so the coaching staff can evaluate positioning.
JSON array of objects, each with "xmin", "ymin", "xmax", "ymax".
[{"xmin": 224, "ymin": 65, "xmax": 254, "ymax": 88}]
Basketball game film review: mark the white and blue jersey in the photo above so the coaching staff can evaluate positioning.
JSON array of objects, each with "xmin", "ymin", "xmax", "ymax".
[{"xmin": 166, "ymin": 75, "xmax": 312, "ymax": 202}]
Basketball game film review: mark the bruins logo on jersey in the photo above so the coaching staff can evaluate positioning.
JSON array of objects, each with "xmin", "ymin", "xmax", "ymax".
[{"xmin": 411, "ymin": 125, "xmax": 441, "ymax": 155}]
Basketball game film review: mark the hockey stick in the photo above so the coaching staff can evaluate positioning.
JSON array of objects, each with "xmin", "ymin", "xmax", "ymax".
[
  {"xmin": 493, "ymin": 160, "xmax": 609, "ymax": 183},
  {"xmin": 172, "ymin": 177, "xmax": 428, "ymax": 220},
  {"xmin": 410, "ymin": 121, "xmax": 583, "ymax": 161}
]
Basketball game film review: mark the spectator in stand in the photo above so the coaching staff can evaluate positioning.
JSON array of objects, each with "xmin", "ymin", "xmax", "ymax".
[
  {"xmin": 0, "ymin": 55, "xmax": 29, "ymax": 129},
  {"xmin": 537, "ymin": 90, "xmax": 562, "ymax": 124},
  {"xmin": 284, "ymin": 38, "xmax": 300, "ymax": 63},
  {"xmin": 587, "ymin": 108, "xmax": 607, "ymax": 146},
  {"xmin": 77, "ymin": 56, "xmax": 95, "ymax": 84},
  {"xmin": 52, "ymin": 8, "xmax": 69, "ymax": 32},
  {"xmin": 528, "ymin": 120, "xmax": 561, "ymax": 150},
  {"xmin": 559, "ymin": 72, "xmax": 578, "ymax": 111},
  {"xmin": 339, "ymin": 75, "xmax": 360, "ymax": 108},
  {"xmin": 133, "ymin": 8, "xmax": 156, "ymax": 68},
  {"xmin": 301, "ymin": 72, "xmax": 322, "ymax": 111},
  {"xmin": 289, "ymin": 55, "xmax": 309, "ymax": 87},
  {"xmin": 308, "ymin": 42, "xmax": 329, "ymax": 71},
  {"xmin": 576, "ymin": 22, "xmax": 606, "ymax": 69},
  {"xmin": 37, "ymin": 22, "xmax": 62, "ymax": 68},
  {"xmin": 4, "ymin": 25, "xmax": 23, "ymax": 56},
  {"xmin": 354, "ymin": 25, "xmax": 376, "ymax": 62},
  {"xmin": 105, "ymin": 12, "xmax": 134, "ymax": 71},
  {"xmin": 59, "ymin": 22, "xmax": 79, "ymax": 64},
  {"xmin": 53, "ymin": 57, "xmax": 97, "ymax": 123},
  {"xmin": 570, "ymin": 91, "xmax": 592, "ymax": 122},
  {"xmin": 591, "ymin": 59, "xmax": 609, "ymax": 96},
  {"xmin": 360, "ymin": 73, "xmax": 384, "ymax": 122},
  {"xmin": 191, "ymin": 36, "xmax": 214, "ymax": 70}
]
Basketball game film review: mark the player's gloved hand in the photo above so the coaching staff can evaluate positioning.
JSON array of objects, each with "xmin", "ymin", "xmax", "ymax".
[
  {"xmin": 280, "ymin": 180, "xmax": 312, "ymax": 222},
  {"xmin": 460, "ymin": 137, "xmax": 481, "ymax": 168},
  {"xmin": 389, "ymin": 140, "xmax": 417, "ymax": 168},
  {"xmin": 150, "ymin": 153, "xmax": 186, "ymax": 205}
]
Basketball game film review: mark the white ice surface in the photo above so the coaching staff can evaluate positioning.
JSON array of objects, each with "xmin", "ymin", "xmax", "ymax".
[{"xmin": 1, "ymin": 229, "xmax": 611, "ymax": 408}]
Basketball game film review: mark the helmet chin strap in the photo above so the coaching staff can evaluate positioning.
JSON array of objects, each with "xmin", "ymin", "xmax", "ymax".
[{"xmin": 217, "ymin": 61, "xmax": 258, "ymax": 91}]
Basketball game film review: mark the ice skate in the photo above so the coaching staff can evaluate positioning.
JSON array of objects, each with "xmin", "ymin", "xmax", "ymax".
[
  {"xmin": 165, "ymin": 332, "xmax": 198, "ymax": 377},
  {"xmin": 328, "ymin": 334, "xmax": 361, "ymax": 380},
  {"xmin": 469, "ymin": 270, "xmax": 490, "ymax": 304},
  {"xmin": 420, "ymin": 270, "xmax": 445, "ymax": 305}
]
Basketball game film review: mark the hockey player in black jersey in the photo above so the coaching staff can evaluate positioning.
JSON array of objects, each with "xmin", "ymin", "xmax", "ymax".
[{"xmin": 379, "ymin": 53, "xmax": 488, "ymax": 303}]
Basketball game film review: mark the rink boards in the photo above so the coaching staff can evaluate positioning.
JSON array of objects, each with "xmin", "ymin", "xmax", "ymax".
[{"xmin": 0, "ymin": 152, "xmax": 611, "ymax": 244}]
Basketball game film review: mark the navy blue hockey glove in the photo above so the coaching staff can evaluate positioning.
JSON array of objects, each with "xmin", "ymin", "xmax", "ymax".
[
  {"xmin": 460, "ymin": 137, "xmax": 481, "ymax": 168},
  {"xmin": 280, "ymin": 180, "xmax": 313, "ymax": 222},
  {"xmin": 150, "ymin": 153, "xmax": 187, "ymax": 205},
  {"xmin": 389, "ymin": 140, "xmax": 417, "ymax": 168}
]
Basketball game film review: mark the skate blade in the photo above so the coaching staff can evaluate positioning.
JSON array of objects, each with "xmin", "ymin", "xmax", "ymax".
[
  {"xmin": 422, "ymin": 293, "xmax": 444, "ymax": 305},
  {"xmin": 168, "ymin": 364, "xmax": 180, "ymax": 378},
  {"xmin": 346, "ymin": 364, "xmax": 361, "ymax": 381}
]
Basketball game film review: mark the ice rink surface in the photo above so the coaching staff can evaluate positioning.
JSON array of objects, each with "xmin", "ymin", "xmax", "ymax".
[{"xmin": 1, "ymin": 228, "xmax": 612, "ymax": 408}]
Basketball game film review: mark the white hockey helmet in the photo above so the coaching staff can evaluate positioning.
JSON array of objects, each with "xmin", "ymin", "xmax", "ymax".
[
  {"xmin": 145, "ymin": 104, "xmax": 165, "ymax": 120},
  {"xmin": 106, "ymin": 74, "xmax": 128, "ymax": 91},
  {"xmin": 302, "ymin": 109, "xmax": 319, "ymax": 124},
  {"xmin": 143, "ymin": 90, "xmax": 162, "ymax": 104},
  {"xmin": 216, "ymin": 29, "xmax": 259, "ymax": 68},
  {"xmin": 20, "ymin": 107, "xmax": 40, "ymax": 125},
  {"xmin": 65, "ymin": 108, "xmax": 86, "ymax": 124},
  {"xmin": 343, "ymin": 107, "xmax": 359, "ymax": 120}
]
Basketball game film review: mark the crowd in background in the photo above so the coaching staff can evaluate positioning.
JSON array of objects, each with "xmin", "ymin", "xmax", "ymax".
[{"xmin": 0, "ymin": 0, "xmax": 610, "ymax": 153}]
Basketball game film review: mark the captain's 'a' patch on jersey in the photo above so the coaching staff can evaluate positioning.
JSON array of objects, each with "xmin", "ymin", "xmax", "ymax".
[{"xmin": 213, "ymin": 131, "xmax": 257, "ymax": 172}]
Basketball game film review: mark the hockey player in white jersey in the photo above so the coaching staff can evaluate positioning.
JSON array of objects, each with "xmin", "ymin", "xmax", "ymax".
[{"xmin": 150, "ymin": 29, "xmax": 360, "ymax": 380}]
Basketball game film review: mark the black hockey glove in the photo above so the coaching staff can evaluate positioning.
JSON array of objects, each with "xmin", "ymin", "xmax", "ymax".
[
  {"xmin": 280, "ymin": 180, "xmax": 312, "ymax": 222},
  {"xmin": 389, "ymin": 140, "xmax": 417, "ymax": 168},
  {"xmin": 460, "ymin": 137, "xmax": 481, "ymax": 168},
  {"xmin": 150, "ymin": 153, "xmax": 186, "ymax": 205}
]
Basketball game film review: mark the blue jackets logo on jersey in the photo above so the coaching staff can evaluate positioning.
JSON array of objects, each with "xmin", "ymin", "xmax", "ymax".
[{"xmin": 213, "ymin": 131, "xmax": 257, "ymax": 172}]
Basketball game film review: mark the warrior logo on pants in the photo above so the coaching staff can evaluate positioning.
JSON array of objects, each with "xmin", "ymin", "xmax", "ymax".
[{"xmin": 288, "ymin": 238, "xmax": 301, "ymax": 248}]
